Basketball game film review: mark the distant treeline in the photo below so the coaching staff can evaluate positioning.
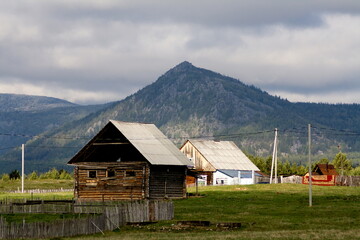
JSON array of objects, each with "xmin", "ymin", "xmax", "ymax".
[
  {"xmin": 1, "ymin": 168, "xmax": 73, "ymax": 181},
  {"xmin": 248, "ymin": 152, "xmax": 360, "ymax": 176}
]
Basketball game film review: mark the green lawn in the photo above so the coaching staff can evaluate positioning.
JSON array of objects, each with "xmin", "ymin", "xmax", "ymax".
[
  {"xmin": 0, "ymin": 179, "xmax": 74, "ymax": 201},
  {"xmin": 64, "ymin": 184, "xmax": 360, "ymax": 240},
  {"xmin": 1, "ymin": 183, "xmax": 360, "ymax": 239},
  {"xmin": 0, "ymin": 179, "xmax": 74, "ymax": 192}
]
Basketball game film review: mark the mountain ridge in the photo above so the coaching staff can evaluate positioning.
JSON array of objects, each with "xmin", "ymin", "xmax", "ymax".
[
  {"xmin": 0, "ymin": 93, "xmax": 77, "ymax": 112},
  {"xmin": 1, "ymin": 61, "xmax": 360, "ymax": 173}
]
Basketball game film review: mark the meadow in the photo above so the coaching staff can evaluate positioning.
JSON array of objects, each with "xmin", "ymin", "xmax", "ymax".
[{"xmin": 1, "ymin": 180, "xmax": 360, "ymax": 239}]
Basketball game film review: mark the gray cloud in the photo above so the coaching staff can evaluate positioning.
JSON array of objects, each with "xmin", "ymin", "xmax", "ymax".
[{"xmin": 0, "ymin": 0, "xmax": 359, "ymax": 104}]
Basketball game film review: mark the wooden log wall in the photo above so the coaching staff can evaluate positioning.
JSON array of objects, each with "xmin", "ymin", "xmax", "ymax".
[
  {"xmin": 149, "ymin": 166, "xmax": 187, "ymax": 199},
  {"xmin": 75, "ymin": 161, "xmax": 150, "ymax": 201}
]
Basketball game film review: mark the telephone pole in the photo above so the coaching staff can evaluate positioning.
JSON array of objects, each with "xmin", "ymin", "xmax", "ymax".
[
  {"xmin": 308, "ymin": 124, "xmax": 312, "ymax": 207},
  {"xmin": 21, "ymin": 144, "xmax": 25, "ymax": 193},
  {"xmin": 270, "ymin": 128, "xmax": 278, "ymax": 184}
]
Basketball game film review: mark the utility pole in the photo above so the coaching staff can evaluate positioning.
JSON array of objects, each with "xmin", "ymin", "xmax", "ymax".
[
  {"xmin": 270, "ymin": 128, "xmax": 278, "ymax": 184},
  {"xmin": 308, "ymin": 124, "xmax": 312, "ymax": 207},
  {"xmin": 21, "ymin": 144, "xmax": 25, "ymax": 193}
]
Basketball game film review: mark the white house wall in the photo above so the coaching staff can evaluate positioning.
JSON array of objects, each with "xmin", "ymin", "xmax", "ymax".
[{"xmin": 213, "ymin": 170, "xmax": 255, "ymax": 185}]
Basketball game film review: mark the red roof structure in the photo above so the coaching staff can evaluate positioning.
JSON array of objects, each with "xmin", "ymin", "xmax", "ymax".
[{"xmin": 313, "ymin": 164, "xmax": 338, "ymax": 175}]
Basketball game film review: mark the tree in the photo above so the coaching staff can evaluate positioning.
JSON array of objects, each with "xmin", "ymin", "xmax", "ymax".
[
  {"xmin": 39, "ymin": 168, "xmax": 60, "ymax": 179},
  {"xmin": 317, "ymin": 158, "xmax": 330, "ymax": 164},
  {"xmin": 9, "ymin": 170, "xmax": 20, "ymax": 180},
  {"xmin": 27, "ymin": 171, "xmax": 38, "ymax": 180},
  {"xmin": 349, "ymin": 166, "xmax": 360, "ymax": 176},
  {"xmin": 1, "ymin": 174, "xmax": 10, "ymax": 181},
  {"xmin": 332, "ymin": 152, "xmax": 352, "ymax": 175}
]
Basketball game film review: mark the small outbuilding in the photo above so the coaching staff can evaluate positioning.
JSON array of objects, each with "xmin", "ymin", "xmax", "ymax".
[
  {"xmin": 313, "ymin": 164, "xmax": 338, "ymax": 176},
  {"xmin": 180, "ymin": 139, "xmax": 260, "ymax": 185},
  {"xmin": 68, "ymin": 120, "xmax": 192, "ymax": 201},
  {"xmin": 303, "ymin": 164, "xmax": 338, "ymax": 186}
]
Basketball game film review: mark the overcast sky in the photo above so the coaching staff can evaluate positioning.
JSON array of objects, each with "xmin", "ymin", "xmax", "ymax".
[{"xmin": 0, "ymin": 0, "xmax": 359, "ymax": 104}]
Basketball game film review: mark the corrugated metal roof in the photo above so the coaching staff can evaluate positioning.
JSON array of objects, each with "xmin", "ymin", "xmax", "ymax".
[
  {"xmin": 188, "ymin": 140, "xmax": 260, "ymax": 171},
  {"xmin": 110, "ymin": 120, "xmax": 192, "ymax": 166}
]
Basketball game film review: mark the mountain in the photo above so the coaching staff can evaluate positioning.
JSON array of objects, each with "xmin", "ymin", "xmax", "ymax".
[
  {"xmin": 0, "ymin": 93, "xmax": 76, "ymax": 112},
  {"xmin": 0, "ymin": 94, "xmax": 110, "ymax": 167},
  {"xmin": 1, "ymin": 62, "xmax": 360, "ymax": 173}
]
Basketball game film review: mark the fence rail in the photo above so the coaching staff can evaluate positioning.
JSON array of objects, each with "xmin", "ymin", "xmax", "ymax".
[{"xmin": 6, "ymin": 188, "xmax": 73, "ymax": 194}]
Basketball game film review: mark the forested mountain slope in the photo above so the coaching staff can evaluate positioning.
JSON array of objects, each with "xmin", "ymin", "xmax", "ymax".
[
  {"xmin": 0, "ymin": 94, "xmax": 109, "ymax": 168},
  {"xmin": 1, "ymin": 62, "xmax": 360, "ymax": 173}
]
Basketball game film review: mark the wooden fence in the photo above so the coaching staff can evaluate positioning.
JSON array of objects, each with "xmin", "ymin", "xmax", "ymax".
[
  {"xmin": 0, "ymin": 214, "xmax": 109, "ymax": 239},
  {"xmin": 0, "ymin": 200, "xmax": 173, "ymax": 239},
  {"xmin": 282, "ymin": 175, "xmax": 360, "ymax": 186},
  {"xmin": 8, "ymin": 188, "xmax": 73, "ymax": 194},
  {"xmin": 336, "ymin": 176, "xmax": 360, "ymax": 187}
]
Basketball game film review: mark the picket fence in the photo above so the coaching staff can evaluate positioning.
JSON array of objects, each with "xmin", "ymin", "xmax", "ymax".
[{"xmin": 0, "ymin": 200, "xmax": 174, "ymax": 239}]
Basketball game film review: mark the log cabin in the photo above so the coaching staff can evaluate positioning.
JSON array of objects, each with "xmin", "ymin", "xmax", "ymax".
[{"xmin": 68, "ymin": 120, "xmax": 192, "ymax": 201}]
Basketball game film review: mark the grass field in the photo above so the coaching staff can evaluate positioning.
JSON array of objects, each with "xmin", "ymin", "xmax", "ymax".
[
  {"xmin": 0, "ymin": 179, "xmax": 74, "ymax": 192},
  {"xmin": 59, "ymin": 184, "xmax": 360, "ymax": 240},
  {"xmin": 2, "ymin": 182, "xmax": 360, "ymax": 239},
  {"xmin": 0, "ymin": 179, "xmax": 74, "ymax": 201}
]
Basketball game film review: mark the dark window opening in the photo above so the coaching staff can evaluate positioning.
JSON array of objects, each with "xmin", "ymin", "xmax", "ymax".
[
  {"xmin": 89, "ymin": 170, "xmax": 97, "ymax": 178},
  {"xmin": 107, "ymin": 169, "xmax": 115, "ymax": 177},
  {"xmin": 126, "ymin": 170, "xmax": 136, "ymax": 177}
]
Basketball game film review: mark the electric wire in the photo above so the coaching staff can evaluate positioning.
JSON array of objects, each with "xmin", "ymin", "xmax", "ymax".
[{"xmin": 0, "ymin": 125, "xmax": 359, "ymax": 151}]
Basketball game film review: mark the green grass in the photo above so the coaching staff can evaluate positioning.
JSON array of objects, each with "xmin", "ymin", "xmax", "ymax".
[
  {"xmin": 0, "ymin": 191, "xmax": 74, "ymax": 201},
  {"xmin": 64, "ymin": 184, "xmax": 360, "ymax": 240},
  {"xmin": 1, "ymin": 183, "xmax": 360, "ymax": 239},
  {"xmin": 0, "ymin": 179, "xmax": 74, "ymax": 201},
  {"xmin": 0, "ymin": 179, "xmax": 74, "ymax": 192}
]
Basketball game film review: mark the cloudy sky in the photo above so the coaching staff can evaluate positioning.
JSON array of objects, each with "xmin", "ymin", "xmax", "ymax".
[{"xmin": 0, "ymin": 0, "xmax": 359, "ymax": 104}]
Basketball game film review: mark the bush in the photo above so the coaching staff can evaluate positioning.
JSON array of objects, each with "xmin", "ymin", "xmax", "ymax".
[
  {"xmin": 1, "ymin": 173, "xmax": 10, "ymax": 181},
  {"xmin": 27, "ymin": 171, "xmax": 39, "ymax": 180},
  {"xmin": 39, "ymin": 168, "xmax": 60, "ymax": 179},
  {"xmin": 349, "ymin": 166, "xmax": 360, "ymax": 176},
  {"xmin": 59, "ymin": 169, "xmax": 72, "ymax": 180}
]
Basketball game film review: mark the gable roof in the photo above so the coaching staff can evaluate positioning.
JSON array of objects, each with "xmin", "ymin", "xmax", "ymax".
[
  {"xmin": 313, "ymin": 164, "xmax": 338, "ymax": 175},
  {"xmin": 68, "ymin": 120, "xmax": 192, "ymax": 166},
  {"xmin": 182, "ymin": 139, "xmax": 259, "ymax": 171}
]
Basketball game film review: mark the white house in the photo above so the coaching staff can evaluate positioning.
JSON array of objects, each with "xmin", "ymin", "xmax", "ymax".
[{"xmin": 180, "ymin": 139, "xmax": 260, "ymax": 185}]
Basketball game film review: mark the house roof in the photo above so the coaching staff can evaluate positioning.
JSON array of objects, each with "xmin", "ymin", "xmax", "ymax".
[
  {"xmin": 313, "ymin": 164, "xmax": 338, "ymax": 175},
  {"xmin": 68, "ymin": 120, "xmax": 192, "ymax": 166},
  {"xmin": 183, "ymin": 140, "xmax": 260, "ymax": 171}
]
